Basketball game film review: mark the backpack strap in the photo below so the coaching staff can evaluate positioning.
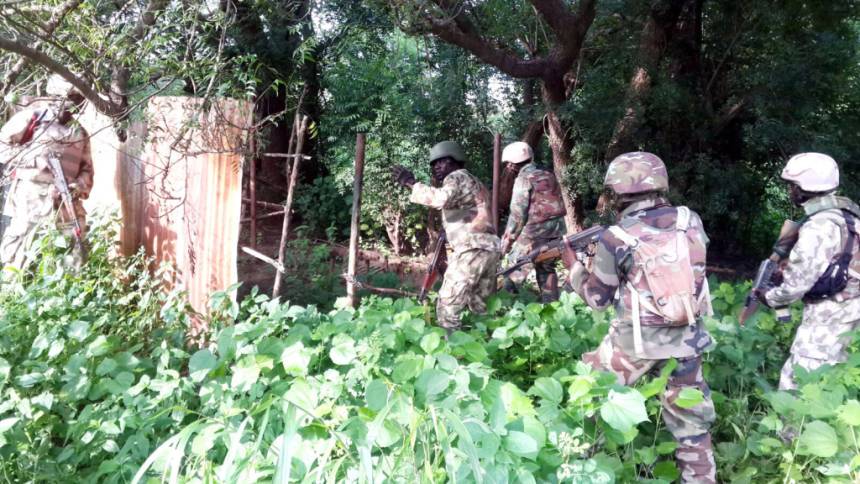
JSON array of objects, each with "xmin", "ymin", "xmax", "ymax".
[
  {"xmin": 608, "ymin": 225, "xmax": 639, "ymax": 248},
  {"xmin": 675, "ymin": 206, "xmax": 691, "ymax": 232},
  {"xmin": 843, "ymin": 211, "xmax": 860, "ymax": 281}
]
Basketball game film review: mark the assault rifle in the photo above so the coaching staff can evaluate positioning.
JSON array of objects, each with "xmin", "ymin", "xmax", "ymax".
[
  {"xmin": 498, "ymin": 225, "xmax": 606, "ymax": 277},
  {"xmin": 45, "ymin": 155, "xmax": 88, "ymax": 263},
  {"xmin": 419, "ymin": 231, "xmax": 446, "ymax": 303},
  {"xmin": 738, "ymin": 219, "xmax": 802, "ymax": 325}
]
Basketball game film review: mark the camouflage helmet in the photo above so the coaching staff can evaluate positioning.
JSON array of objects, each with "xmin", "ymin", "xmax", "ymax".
[
  {"xmin": 604, "ymin": 151, "xmax": 669, "ymax": 195},
  {"xmin": 781, "ymin": 152, "xmax": 839, "ymax": 192},
  {"xmin": 428, "ymin": 140, "xmax": 467, "ymax": 164},
  {"xmin": 502, "ymin": 141, "xmax": 533, "ymax": 164}
]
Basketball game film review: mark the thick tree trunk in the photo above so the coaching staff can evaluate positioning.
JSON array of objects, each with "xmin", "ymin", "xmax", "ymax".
[
  {"xmin": 542, "ymin": 78, "xmax": 583, "ymax": 232},
  {"xmin": 605, "ymin": 0, "xmax": 689, "ymax": 161}
]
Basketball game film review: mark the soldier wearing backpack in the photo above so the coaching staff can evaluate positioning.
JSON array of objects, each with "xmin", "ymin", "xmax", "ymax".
[
  {"xmin": 763, "ymin": 153, "xmax": 860, "ymax": 390},
  {"xmin": 562, "ymin": 152, "xmax": 716, "ymax": 484}
]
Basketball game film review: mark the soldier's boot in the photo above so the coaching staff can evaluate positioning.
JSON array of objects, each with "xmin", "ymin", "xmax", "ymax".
[
  {"xmin": 502, "ymin": 277, "xmax": 519, "ymax": 294},
  {"xmin": 535, "ymin": 265, "xmax": 559, "ymax": 303},
  {"xmin": 676, "ymin": 433, "xmax": 716, "ymax": 484}
]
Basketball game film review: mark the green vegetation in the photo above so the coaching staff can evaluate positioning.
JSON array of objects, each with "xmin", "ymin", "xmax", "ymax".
[{"xmin": 1, "ymin": 226, "xmax": 859, "ymax": 483}]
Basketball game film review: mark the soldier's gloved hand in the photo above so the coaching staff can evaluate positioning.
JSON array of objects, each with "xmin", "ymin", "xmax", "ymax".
[
  {"xmin": 391, "ymin": 165, "xmax": 416, "ymax": 188},
  {"xmin": 500, "ymin": 235, "xmax": 512, "ymax": 255}
]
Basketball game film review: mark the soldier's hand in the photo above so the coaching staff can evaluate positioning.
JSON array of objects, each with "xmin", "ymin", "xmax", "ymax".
[
  {"xmin": 391, "ymin": 165, "xmax": 416, "ymax": 188},
  {"xmin": 500, "ymin": 235, "xmax": 512, "ymax": 255},
  {"xmin": 561, "ymin": 241, "xmax": 577, "ymax": 269}
]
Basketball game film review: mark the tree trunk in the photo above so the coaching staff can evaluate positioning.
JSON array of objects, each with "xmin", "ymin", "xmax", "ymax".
[
  {"xmin": 605, "ymin": 0, "xmax": 689, "ymax": 161},
  {"xmin": 542, "ymin": 78, "xmax": 583, "ymax": 232}
]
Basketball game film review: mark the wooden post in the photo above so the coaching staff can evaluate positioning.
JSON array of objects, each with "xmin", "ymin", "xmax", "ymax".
[
  {"xmin": 272, "ymin": 115, "xmax": 309, "ymax": 297},
  {"xmin": 346, "ymin": 133, "xmax": 366, "ymax": 308},
  {"xmin": 249, "ymin": 131, "xmax": 257, "ymax": 249},
  {"xmin": 492, "ymin": 133, "xmax": 502, "ymax": 234}
]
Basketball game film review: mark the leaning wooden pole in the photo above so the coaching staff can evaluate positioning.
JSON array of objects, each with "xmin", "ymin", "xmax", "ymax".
[
  {"xmin": 346, "ymin": 133, "xmax": 366, "ymax": 308},
  {"xmin": 492, "ymin": 133, "xmax": 502, "ymax": 234},
  {"xmin": 272, "ymin": 115, "xmax": 309, "ymax": 297},
  {"xmin": 249, "ymin": 130, "xmax": 258, "ymax": 249}
]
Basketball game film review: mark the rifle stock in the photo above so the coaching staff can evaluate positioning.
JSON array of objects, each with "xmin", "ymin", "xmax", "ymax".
[
  {"xmin": 46, "ymin": 155, "xmax": 88, "ymax": 263},
  {"xmin": 419, "ymin": 232, "xmax": 446, "ymax": 303}
]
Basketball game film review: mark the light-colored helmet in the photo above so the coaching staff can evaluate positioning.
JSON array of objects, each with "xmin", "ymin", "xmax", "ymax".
[
  {"xmin": 604, "ymin": 151, "xmax": 669, "ymax": 195},
  {"xmin": 45, "ymin": 74, "xmax": 80, "ymax": 97},
  {"xmin": 502, "ymin": 141, "xmax": 533, "ymax": 164},
  {"xmin": 428, "ymin": 140, "xmax": 467, "ymax": 164},
  {"xmin": 781, "ymin": 152, "xmax": 839, "ymax": 192}
]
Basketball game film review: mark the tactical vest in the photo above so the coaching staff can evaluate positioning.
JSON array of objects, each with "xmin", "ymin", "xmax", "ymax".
[
  {"xmin": 525, "ymin": 167, "xmax": 566, "ymax": 225},
  {"xmin": 802, "ymin": 198, "xmax": 860, "ymax": 303}
]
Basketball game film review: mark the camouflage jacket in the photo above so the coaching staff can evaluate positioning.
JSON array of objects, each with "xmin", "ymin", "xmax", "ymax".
[
  {"xmin": 410, "ymin": 169, "xmax": 500, "ymax": 254},
  {"xmin": 0, "ymin": 106, "xmax": 93, "ymax": 197},
  {"xmin": 569, "ymin": 197, "xmax": 712, "ymax": 359},
  {"xmin": 503, "ymin": 163, "xmax": 566, "ymax": 249},
  {"xmin": 765, "ymin": 194, "xmax": 860, "ymax": 330}
]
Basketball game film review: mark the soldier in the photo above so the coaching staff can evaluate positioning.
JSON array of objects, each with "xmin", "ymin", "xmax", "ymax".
[
  {"xmin": 0, "ymin": 74, "xmax": 93, "ymax": 273},
  {"xmin": 763, "ymin": 153, "xmax": 860, "ymax": 390},
  {"xmin": 499, "ymin": 141, "xmax": 566, "ymax": 302},
  {"xmin": 562, "ymin": 152, "xmax": 716, "ymax": 483},
  {"xmin": 391, "ymin": 141, "xmax": 500, "ymax": 333}
]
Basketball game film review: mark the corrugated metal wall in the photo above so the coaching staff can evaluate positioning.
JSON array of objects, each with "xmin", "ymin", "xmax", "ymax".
[{"xmin": 85, "ymin": 97, "xmax": 251, "ymax": 329}]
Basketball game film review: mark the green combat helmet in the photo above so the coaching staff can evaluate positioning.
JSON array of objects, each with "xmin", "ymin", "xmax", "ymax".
[
  {"xmin": 604, "ymin": 151, "xmax": 669, "ymax": 195},
  {"xmin": 429, "ymin": 140, "xmax": 467, "ymax": 164}
]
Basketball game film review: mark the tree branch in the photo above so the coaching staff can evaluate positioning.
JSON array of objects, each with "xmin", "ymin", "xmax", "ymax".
[
  {"xmin": 423, "ymin": 8, "xmax": 550, "ymax": 78},
  {"xmin": 0, "ymin": 34, "xmax": 122, "ymax": 116},
  {"xmin": 1, "ymin": 0, "xmax": 84, "ymax": 96},
  {"xmin": 528, "ymin": 0, "xmax": 579, "ymax": 44}
]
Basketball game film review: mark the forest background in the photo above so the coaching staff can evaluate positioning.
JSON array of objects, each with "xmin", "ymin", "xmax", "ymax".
[{"xmin": 3, "ymin": 0, "xmax": 860, "ymax": 270}]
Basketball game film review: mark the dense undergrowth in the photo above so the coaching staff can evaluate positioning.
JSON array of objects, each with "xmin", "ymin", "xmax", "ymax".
[{"xmin": 1, "ymin": 224, "xmax": 859, "ymax": 483}]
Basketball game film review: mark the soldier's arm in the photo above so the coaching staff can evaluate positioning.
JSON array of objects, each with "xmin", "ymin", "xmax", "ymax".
[
  {"xmin": 409, "ymin": 172, "xmax": 461, "ymax": 209},
  {"xmin": 567, "ymin": 235, "xmax": 620, "ymax": 310},
  {"xmin": 74, "ymin": 132, "xmax": 94, "ymax": 198},
  {"xmin": 0, "ymin": 110, "xmax": 35, "ymax": 146},
  {"xmin": 502, "ymin": 174, "xmax": 530, "ymax": 247},
  {"xmin": 765, "ymin": 217, "xmax": 842, "ymax": 307}
]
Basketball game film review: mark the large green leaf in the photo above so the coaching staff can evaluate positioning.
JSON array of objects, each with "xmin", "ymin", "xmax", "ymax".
[
  {"xmin": 329, "ymin": 335, "xmax": 357, "ymax": 365},
  {"xmin": 504, "ymin": 431, "xmax": 539, "ymax": 460},
  {"xmin": 189, "ymin": 349, "xmax": 217, "ymax": 383},
  {"xmin": 415, "ymin": 369, "xmax": 449, "ymax": 400},
  {"xmin": 797, "ymin": 420, "xmax": 838, "ymax": 458},
  {"xmin": 600, "ymin": 389, "xmax": 648, "ymax": 432},
  {"xmin": 837, "ymin": 400, "xmax": 860, "ymax": 427},
  {"xmin": 674, "ymin": 388, "xmax": 705, "ymax": 409},
  {"xmin": 528, "ymin": 377, "xmax": 563, "ymax": 404}
]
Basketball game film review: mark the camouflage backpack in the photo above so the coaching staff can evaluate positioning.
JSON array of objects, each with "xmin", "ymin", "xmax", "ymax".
[
  {"xmin": 525, "ymin": 167, "xmax": 566, "ymax": 224},
  {"xmin": 609, "ymin": 206, "xmax": 709, "ymax": 355}
]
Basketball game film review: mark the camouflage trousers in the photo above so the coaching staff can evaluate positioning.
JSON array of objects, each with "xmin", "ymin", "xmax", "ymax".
[
  {"xmin": 0, "ymin": 180, "xmax": 86, "ymax": 276},
  {"xmin": 779, "ymin": 317, "xmax": 860, "ymax": 390},
  {"xmin": 504, "ymin": 239, "xmax": 559, "ymax": 303},
  {"xmin": 584, "ymin": 337, "xmax": 716, "ymax": 484},
  {"xmin": 437, "ymin": 248, "xmax": 500, "ymax": 331}
]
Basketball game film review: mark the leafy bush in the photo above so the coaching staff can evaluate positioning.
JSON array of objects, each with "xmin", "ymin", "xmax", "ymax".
[{"xmin": 1, "ymin": 229, "xmax": 860, "ymax": 482}]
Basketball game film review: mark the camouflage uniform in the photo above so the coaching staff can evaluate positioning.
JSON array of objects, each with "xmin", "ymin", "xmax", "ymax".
[
  {"xmin": 568, "ymin": 196, "xmax": 716, "ymax": 484},
  {"xmin": 765, "ymin": 194, "xmax": 860, "ymax": 390},
  {"xmin": 501, "ymin": 163, "xmax": 566, "ymax": 302},
  {"xmin": 0, "ymin": 105, "xmax": 93, "ymax": 272},
  {"xmin": 410, "ymin": 169, "xmax": 500, "ymax": 330}
]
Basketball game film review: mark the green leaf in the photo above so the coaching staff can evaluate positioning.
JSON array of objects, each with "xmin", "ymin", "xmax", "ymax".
[
  {"xmin": 674, "ymin": 388, "xmax": 705, "ymax": 409},
  {"xmin": 600, "ymin": 389, "xmax": 648, "ymax": 432},
  {"xmin": 837, "ymin": 400, "xmax": 860, "ymax": 427},
  {"xmin": 504, "ymin": 431, "xmax": 538, "ymax": 460},
  {"xmin": 797, "ymin": 420, "xmax": 838, "ymax": 458},
  {"xmin": 189, "ymin": 349, "xmax": 217, "ymax": 383},
  {"xmin": 656, "ymin": 441, "xmax": 678, "ymax": 455},
  {"xmin": 528, "ymin": 378, "xmax": 563, "ymax": 404},
  {"xmin": 329, "ymin": 335, "xmax": 357, "ymax": 365},
  {"xmin": 365, "ymin": 379, "xmax": 388, "ymax": 412},
  {"xmin": 281, "ymin": 342, "xmax": 312, "ymax": 377},
  {"xmin": 415, "ymin": 369, "xmax": 448, "ymax": 401},
  {"xmin": 500, "ymin": 382, "xmax": 536, "ymax": 418},
  {"xmin": 653, "ymin": 461, "xmax": 680, "ymax": 481},
  {"xmin": 392, "ymin": 356, "xmax": 423, "ymax": 383},
  {"xmin": 420, "ymin": 333, "xmax": 441, "ymax": 354},
  {"xmin": 230, "ymin": 357, "xmax": 261, "ymax": 392}
]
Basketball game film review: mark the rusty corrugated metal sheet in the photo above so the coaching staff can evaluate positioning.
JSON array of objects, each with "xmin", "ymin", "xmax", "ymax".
[{"xmin": 133, "ymin": 97, "xmax": 251, "ymax": 328}]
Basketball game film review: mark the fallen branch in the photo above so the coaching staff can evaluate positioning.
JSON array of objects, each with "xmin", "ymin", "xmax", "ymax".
[{"xmin": 341, "ymin": 274, "xmax": 417, "ymax": 298}]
